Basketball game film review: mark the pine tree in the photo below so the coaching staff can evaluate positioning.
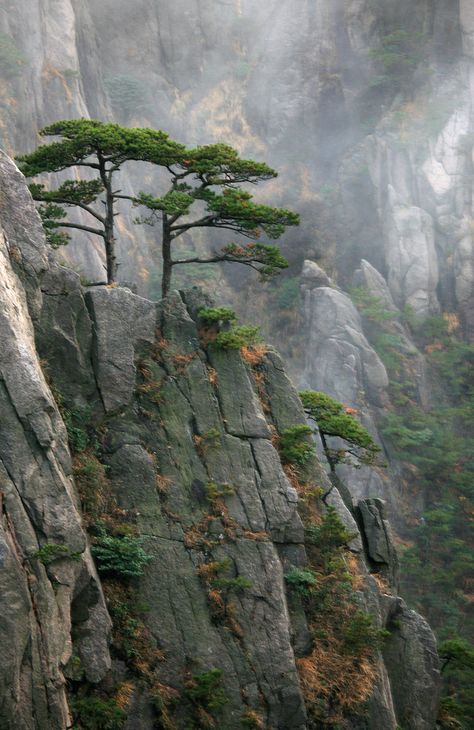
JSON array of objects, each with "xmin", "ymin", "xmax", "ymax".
[
  {"xmin": 299, "ymin": 390, "xmax": 381, "ymax": 472},
  {"xmin": 17, "ymin": 120, "xmax": 299, "ymax": 293}
]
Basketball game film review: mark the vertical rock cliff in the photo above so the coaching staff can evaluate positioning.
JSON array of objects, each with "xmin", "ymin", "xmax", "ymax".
[
  {"xmin": 0, "ymin": 153, "xmax": 110, "ymax": 729},
  {"xmin": 0, "ymin": 153, "xmax": 441, "ymax": 728}
]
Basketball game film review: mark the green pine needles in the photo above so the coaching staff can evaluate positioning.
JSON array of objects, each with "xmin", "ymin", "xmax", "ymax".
[
  {"xmin": 91, "ymin": 523, "xmax": 152, "ymax": 578},
  {"xmin": 17, "ymin": 119, "xmax": 298, "ymax": 293},
  {"xmin": 299, "ymin": 390, "xmax": 381, "ymax": 472},
  {"xmin": 279, "ymin": 424, "xmax": 315, "ymax": 467}
]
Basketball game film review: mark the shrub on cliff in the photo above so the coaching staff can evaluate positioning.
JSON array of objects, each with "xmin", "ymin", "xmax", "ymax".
[
  {"xmin": 91, "ymin": 523, "xmax": 152, "ymax": 578},
  {"xmin": 299, "ymin": 390, "xmax": 381, "ymax": 472}
]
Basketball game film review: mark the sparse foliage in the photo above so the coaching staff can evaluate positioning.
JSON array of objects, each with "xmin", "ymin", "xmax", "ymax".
[
  {"xmin": 213, "ymin": 324, "xmax": 261, "ymax": 350},
  {"xmin": 279, "ymin": 424, "xmax": 315, "ymax": 467},
  {"xmin": 134, "ymin": 142, "xmax": 298, "ymax": 295},
  {"xmin": 299, "ymin": 390, "xmax": 381, "ymax": 472},
  {"xmin": 17, "ymin": 119, "xmax": 186, "ymax": 283}
]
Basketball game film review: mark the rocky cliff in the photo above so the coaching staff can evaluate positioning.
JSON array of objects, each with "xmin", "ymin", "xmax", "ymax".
[{"xmin": 0, "ymin": 153, "xmax": 441, "ymax": 728}]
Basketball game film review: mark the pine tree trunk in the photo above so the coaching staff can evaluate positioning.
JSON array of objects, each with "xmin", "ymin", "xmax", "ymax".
[
  {"xmin": 161, "ymin": 217, "xmax": 172, "ymax": 297},
  {"xmin": 105, "ymin": 233, "xmax": 117, "ymax": 284},
  {"xmin": 105, "ymin": 180, "xmax": 117, "ymax": 283},
  {"xmin": 98, "ymin": 157, "xmax": 117, "ymax": 284},
  {"xmin": 320, "ymin": 431, "xmax": 335, "ymax": 473}
]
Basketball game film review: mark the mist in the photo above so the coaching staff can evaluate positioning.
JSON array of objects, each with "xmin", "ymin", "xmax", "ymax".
[{"xmin": 1, "ymin": 0, "xmax": 473, "ymax": 725}]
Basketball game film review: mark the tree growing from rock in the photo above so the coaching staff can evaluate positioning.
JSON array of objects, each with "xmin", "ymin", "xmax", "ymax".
[
  {"xmin": 17, "ymin": 120, "xmax": 299, "ymax": 293},
  {"xmin": 299, "ymin": 390, "xmax": 381, "ymax": 473},
  {"xmin": 16, "ymin": 119, "xmax": 186, "ymax": 283},
  {"xmin": 133, "ymin": 143, "xmax": 299, "ymax": 295}
]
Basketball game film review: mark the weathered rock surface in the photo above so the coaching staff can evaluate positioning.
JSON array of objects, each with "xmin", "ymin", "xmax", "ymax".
[
  {"xmin": 0, "ymin": 150, "xmax": 442, "ymax": 728},
  {"xmin": 352, "ymin": 259, "xmax": 430, "ymax": 407},
  {"xmin": 85, "ymin": 287, "xmax": 156, "ymax": 412},
  {"xmin": 384, "ymin": 600, "xmax": 441, "ymax": 730},
  {"xmin": 0, "ymin": 151, "xmax": 111, "ymax": 730},
  {"xmin": 300, "ymin": 264, "xmax": 393, "ymax": 506},
  {"xmin": 357, "ymin": 498, "xmax": 400, "ymax": 590}
]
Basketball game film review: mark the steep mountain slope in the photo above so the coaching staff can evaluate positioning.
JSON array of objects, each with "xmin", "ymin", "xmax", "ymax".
[
  {"xmin": 1, "ymin": 0, "xmax": 473, "ymax": 725},
  {"xmin": 0, "ymin": 152, "xmax": 441, "ymax": 729}
]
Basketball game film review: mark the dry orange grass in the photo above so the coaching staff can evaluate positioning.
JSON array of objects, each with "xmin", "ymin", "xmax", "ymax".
[
  {"xmin": 345, "ymin": 553, "xmax": 366, "ymax": 591},
  {"xmin": 240, "ymin": 344, "xmax": 268, "ymax": 365},
  {"xmin": 115, "ymin": 681, "xmax": 135, "ymax": 710},
  {"xmin": 184, "ymin": 514, "xmax": 216, "ymax": 549},
  {"xmin": 371, "ymin": 570, "xmax": 390, "ymax": 594},
  {"xmin": 227, "ymin": 615, "xmax": 244, "ymax": 638},
  {"xmin": 170, "ymin": 352, "xmax": 196, "ymax": 371},
  {"xmin": 197, "ymin": 562, "xmax": 221, "ymax": 579},
  {"xmin": 207, "ymin": 367, "xmax": 218, "ymax": 387},
  {"xmin": 297, "ymin": 638, "xmax": 377, "ymax": 722},
  {"xmin": 207, "ymin": 588, "xmax": 226, "ymax": 618},
  {"xmin": 156, "ymin": 473, "xmax": 172, "ymax": 495},
  {"xmin": 283, "ymin": 463, "xmax": 323, "ymax": 524},
  {"xmin": 242, "ymin": 528, "xmax": 269, "ymax": 542},
  {"xmin": 149, "ymin": 683, "xmax": 180, "ymax": 730},
  {"xmin": 240, "ymin": 710, "xmax": 264, "ymax": 728},
  {"xmin": 250, "ymin": 369, "xmax": 271, "ymax": 413},
  {"xmin": 149, "ymin": 336, "xmax": 170, "ymax": 362}
]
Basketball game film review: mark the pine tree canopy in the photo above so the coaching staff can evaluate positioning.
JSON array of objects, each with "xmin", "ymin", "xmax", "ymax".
[{"xmin": 16, "ymin": 119, "xmax": 299, "ymax": 291}]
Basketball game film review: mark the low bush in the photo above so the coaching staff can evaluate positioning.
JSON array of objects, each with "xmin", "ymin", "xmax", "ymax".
[
  {"xmin": 213, "ymin": 325, "xmax": 261, "ymax": 350},
  {"xmin": 92, "ymin": 523, "xmax": 152, "ymax": 578},
  {"xmin": 279, "ymin": 424, "xmax": 315, "ymax": 467},
  {"xmin": 285, "ymin": 567, "xmax": 318, "ymax": 597},
  {"xmin": 186, "ymin": 668, "xmax": 228, "ymax": 712},
  {"xmin": 72, "ymin": 696, "xmax": 125, "ymax": 730},
  {"xmin": 33, "ymin": 543, "xmax": 82, "ymax": 565},
  {"xmin": 198, "ymin": 307, "xmax": 237, "ymax": 324}
]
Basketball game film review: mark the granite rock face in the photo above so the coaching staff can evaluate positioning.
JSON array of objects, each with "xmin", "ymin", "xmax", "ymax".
[
  {"xmin": 0, "ymin": 151, "xmax": 111, "ymax": 730},
  {"xmin": 0, "ymin": 152, "xmax": 441, "ymax": 728},
  {"xmin": 384, "ymin": 600, "xmax": 442, "ymax": 730},
  {"xmin": 300, "ymin": 264, "xmax": 392, "ymax": 506}
]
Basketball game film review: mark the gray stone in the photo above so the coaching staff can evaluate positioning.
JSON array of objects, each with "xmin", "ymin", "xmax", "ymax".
[
  {"xmin": 386, "ymin": 203, "xmax": 440, "ymax": 318},
  {"xmin": 208, "ymin": 348, "xmax": 271, "ymax": 439},
  {"xmin": 85, "ymin": 286, "xmax": 157, "ymax": 412},
  {"xmin": 0, "ymin": 151, "xmax": 48, "ymax": 319},
  {"xmin": 300, "ymin": 284, "xmax": 392, "ymax": 504},
  {"xmin": 324, "ymin": 486, "xmax": 363, "ymax": 553},
  {"xmin": 0, "ymin": 153, "xmax": 111, "ymax": 729},
  {"xmin": 358, "ymin": 498, "xmax": 400, "ymax": 590},
  {"xmin": 38, "ymin": 264, "xmax": 100, "ymax": 405},
  {"xmin": 384, "ymin": 599, "xmax": 441, "ymax": 730},
  {"xmin": 353, "ymin": 259, "xmax": 399, "ymax": 313},
  {"xmin": 300, "ymin": 259, "xmax": 333, "ymax": 289}
]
